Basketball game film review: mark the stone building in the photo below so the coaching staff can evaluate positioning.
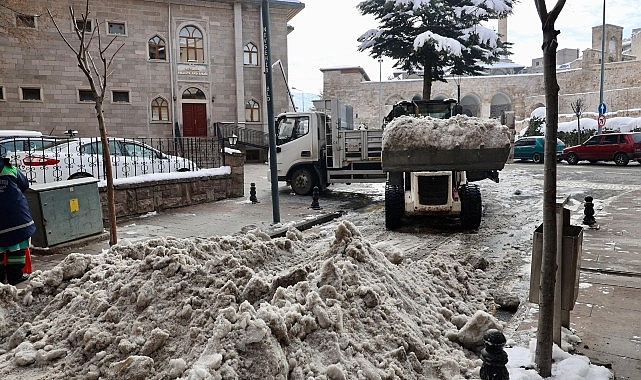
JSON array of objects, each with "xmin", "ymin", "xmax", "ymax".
[
  {"xmin": 323, "ymin": 24, "xmax": 641, "ymax": 129},
  {"xmin": 0, "ymin": 0, "xmax": 302, "ymax": 155}
]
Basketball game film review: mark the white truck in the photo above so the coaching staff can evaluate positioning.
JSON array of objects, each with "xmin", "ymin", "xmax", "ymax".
[
  {"xmin": 275, "ymin": 98, "xmax": 510, "ymax": 229},
  {"xmin": 275, "ymin": 98, "xmax": 385, "ymax": 196}
]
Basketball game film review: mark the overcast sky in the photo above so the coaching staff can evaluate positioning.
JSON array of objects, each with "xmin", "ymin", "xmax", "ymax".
[{"xmin": 286, "ymin": 0, "xmax": 641, "ymax": 96}]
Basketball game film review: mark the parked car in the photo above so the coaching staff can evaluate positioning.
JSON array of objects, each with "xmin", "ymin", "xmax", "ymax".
[
  {"xmin": 19, "ymin": 137, "xmax": 198, "ymax": 183},
  {"xmin": 513, "ymin": 136, "xmax": 565, "ymax": 163},
  {"xmin": 562, "ymin": 132, "xmax": 641, "ymax": 166},
  {"xmin": 0, "ymin": 136, "xmax": 69, "ymax": 154}
]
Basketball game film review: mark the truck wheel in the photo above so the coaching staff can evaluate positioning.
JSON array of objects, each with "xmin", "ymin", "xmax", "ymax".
[
  {"xmin": 460, "ymin": 184, "xmax": 482, "ymax": 230},
  {"xmin": 565, "ymin": 153, "xmax": 579, "ymax": 165},
  {"xmin": 614, "ymin": 153, "xmax": 629, "ymax": 166},
  {"xmin": 385, "ymin": 182, "xmax": 404, "ymax": 230},
  {"xmin": 532, "ymin": 152, "xmax": 543, "ymax": 164},
  {"xmin": 290, "ymin": 167, "xmax": 315, "ymax": 195}
]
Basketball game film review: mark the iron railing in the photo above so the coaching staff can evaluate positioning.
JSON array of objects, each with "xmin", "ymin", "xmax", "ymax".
[{"xmin": 0, "ymin": 136, "xmax": 223, "ymax": 184}]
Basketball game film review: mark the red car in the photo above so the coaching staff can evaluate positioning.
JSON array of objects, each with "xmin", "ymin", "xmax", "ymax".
[{"xmin": 562, "ymin": 132, "xmax": 641, "ymax": 166}]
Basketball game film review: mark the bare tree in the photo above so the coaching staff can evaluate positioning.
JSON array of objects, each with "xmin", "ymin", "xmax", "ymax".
[
  {"xmin": 570, "ymin": 98, "xmax": 585, "ymax": 144},
  {"xmin": 47, "ymin": 1, "xmax": 123, "ymax": 245},
  {"xmin": 534, "ymin": 0, "xmax": 567, "ymax": 377}
]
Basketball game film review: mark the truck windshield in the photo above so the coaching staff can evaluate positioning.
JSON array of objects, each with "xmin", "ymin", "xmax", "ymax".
[{"xmin": 277, "ymin": 116, "xmax": 310, "ymax": 145}]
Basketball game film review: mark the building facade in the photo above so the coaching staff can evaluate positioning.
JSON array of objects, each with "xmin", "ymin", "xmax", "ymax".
[
  {"xmin": 0, "ymin": 0, "xmax": 302, "ymax": 146},
  {"xmin": 324, "ymin": 24, "xmax": 641, "ymax": 129}
]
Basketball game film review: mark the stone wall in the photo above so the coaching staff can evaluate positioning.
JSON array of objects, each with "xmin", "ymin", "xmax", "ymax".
[
  {"xmin": 98, "ymin": 153, "xmax": 244, "ymax": 223},
  {"xmin": 323, "ymin": 59, "xmax": 641, "ymax": 128}
]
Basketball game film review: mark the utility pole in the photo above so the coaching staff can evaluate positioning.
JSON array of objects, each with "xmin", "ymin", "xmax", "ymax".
[{"xmin": 262, "ymin": 0, "xmax": 280, "ymax": 223}]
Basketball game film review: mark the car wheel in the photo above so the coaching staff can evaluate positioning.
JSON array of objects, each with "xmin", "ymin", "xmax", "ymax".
[
  {"xmin": 614, "ymin": 153, "xmax": 629, "ymax": 166},
  {"xmin": 566, "ymin": 153, "xmax": 579, "ymax": 165},
  {"xmin": 290, "ymin": 167, "xmax": 316, "ymax": 195},
  {"xmin": 532, "ymin": 152, "xmax": 543, "ymax": 164}
]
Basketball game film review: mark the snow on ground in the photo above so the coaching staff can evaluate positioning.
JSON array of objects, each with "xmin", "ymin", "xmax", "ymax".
[
  {"xmin": 0, "ymin": 215, "xmax": 613, "ymax": 379},
  {"xmin": 383, "ymin": 114, "xmax": 511, "ymax": 151}
]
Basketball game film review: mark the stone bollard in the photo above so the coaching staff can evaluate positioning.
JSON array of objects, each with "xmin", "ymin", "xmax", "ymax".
[
  {"xmin": 480, "ymin": 329, "xmax": 509, "ymax": 380},
  {"xmin": 582, "ymin": 195, "xmax": 596, "ymax": 226},
  {"xmin": 310, "ymin": 186, "xmax": 321, "ymax": 210},
  {"xmin": 249, "ymin": 182, "xmax": 259, "ymax": 204}
]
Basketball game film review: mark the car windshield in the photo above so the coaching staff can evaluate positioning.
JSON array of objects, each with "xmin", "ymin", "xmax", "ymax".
[{"xmin": 632, "ymin": 133, "xmax": 641, "ymax": 143}]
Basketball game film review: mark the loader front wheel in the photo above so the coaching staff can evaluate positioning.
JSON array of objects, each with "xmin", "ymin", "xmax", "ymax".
[
  {"xmin": 460, "ymin": 184, "xmax": 482, "ymax": 230},
  {"xmin": 385, "ymin": 182, "xmax": 404, "ymax": 230}
]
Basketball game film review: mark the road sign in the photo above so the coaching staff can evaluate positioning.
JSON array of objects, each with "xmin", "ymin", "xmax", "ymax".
[
  {"xmin": 598, "ymin": 114, "xmax": 606, "ymax": 127},
  {"xmin": 598, "ymin": 103, "xmax": 607, "ymax": 115}
]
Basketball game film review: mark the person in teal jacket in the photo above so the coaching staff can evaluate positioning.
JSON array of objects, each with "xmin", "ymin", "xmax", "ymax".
[{"xmin": 0, "ymin": 147, "xmax": 36, "ymax": 285}]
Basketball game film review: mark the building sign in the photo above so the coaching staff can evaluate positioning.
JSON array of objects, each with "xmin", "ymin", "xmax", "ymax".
[{"xmin": 177, "ymin": 64, "xmax": 208, "ymax": 77}]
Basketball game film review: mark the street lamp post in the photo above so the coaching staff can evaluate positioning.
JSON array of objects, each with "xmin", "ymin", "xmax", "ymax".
[
  {"xmin": 221, "ymin": 133, "xmax": 238, "ymax": 166},
  {"xmin": 378, "ymin": 57, "xmax": 383, "ymax": 127},
  {"xmin": 598, "ymin": 0, "xmax": 606, "ymax": 134}
]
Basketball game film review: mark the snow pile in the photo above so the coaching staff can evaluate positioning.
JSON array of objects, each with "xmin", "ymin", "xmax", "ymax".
[
  {"xmin": 0, "ymin": 221, "xmax": 504, "ymax": 379},
  {"xmin": 382, "ymin": 114, "xmax": 511, "ymax": 151}
]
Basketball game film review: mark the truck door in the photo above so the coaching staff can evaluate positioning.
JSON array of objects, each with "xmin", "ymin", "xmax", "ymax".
[{"xmin": 276, "ymin": 115, "xmax": 316, "ymax": 164}]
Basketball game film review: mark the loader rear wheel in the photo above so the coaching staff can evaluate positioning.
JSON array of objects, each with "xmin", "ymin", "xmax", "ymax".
[
  {"xmin": 385, "ymin": 182, "xmax": 404, "ymax": 230},
  {"xmin": 460, "ymin": 184, "xmax": 482, "ymax": 230}
]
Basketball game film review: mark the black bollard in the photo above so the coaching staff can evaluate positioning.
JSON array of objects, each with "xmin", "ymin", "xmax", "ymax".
[
  {"xmin": 582, "ymin": 195, "xmax": 596, "ymax": 226},
  {"xmin": 310, "ymin": 186, "xmax": 321, "ymax": 210},
  {"xmin": 480, "ymin": 329, "xmax": 509, "ymax": 380},
  {"xmin": 249, "ymin": 182, "xmax": 259, "ymax": 204}
]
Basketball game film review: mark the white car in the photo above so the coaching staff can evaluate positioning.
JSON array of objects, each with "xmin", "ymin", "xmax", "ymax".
[{"xmin": 20, "ymin": 137, "xmax": 198, "ymax": 183}]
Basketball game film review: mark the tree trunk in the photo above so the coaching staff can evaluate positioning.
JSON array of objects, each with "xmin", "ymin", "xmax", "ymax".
[
  {"xmin": 96, "ymin": 101, "xmax": 118, "ymax": 245},
  {"xmin": 535, "ymin": 1, "xmax": 566, "ymax": 375},
  {"xmin": 422, "ymin": 62, "xmax": 432, "ymax": 100}
]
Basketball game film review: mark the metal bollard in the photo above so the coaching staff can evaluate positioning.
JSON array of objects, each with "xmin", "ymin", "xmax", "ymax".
[
  {"xmin": 582, "ymin": 195, "xmax": 596, "ymax": 226},
  {"xmin": 310, "ymin": 186, "xmax": 321, "ymax": 210},
  {"xmin": 480, "ymin": 329, "xmax": 509, "ymax": 380},
  {"xmin": 249, "ymin": 182, "xmax": 259, "ymax": 204}
]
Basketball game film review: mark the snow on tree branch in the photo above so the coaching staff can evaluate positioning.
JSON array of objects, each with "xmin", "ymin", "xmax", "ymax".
[{"xmin": 414, "ymin": 31, "xmax": 463, "ymax": 56}]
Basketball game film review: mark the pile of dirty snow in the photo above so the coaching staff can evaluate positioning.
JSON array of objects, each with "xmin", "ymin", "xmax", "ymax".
[
  {"xmin": 0, "ymin": 221, "xmax": 503, "ymax": 379},
  {"xmin": 382, "ymin": 114, "xmax": 511, "ymax": 151}
]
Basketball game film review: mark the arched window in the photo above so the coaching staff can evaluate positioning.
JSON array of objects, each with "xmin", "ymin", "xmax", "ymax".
[
  {"xmin": 148, "ymin": 35, "xmax": 166, "ymax": 60},
  {"xmin": 151, "ymin": 97, "xmax": 169, "ymax": 121},
  {"xmin": 182, "ymin": 87, "xmax": 206, "ymax": 100},
  {"xmin": 179, "ymin": 25, "xmax": 204, "ymax": 63},
  {"xmin": 243, "ymin": 42, "xmax": 258, "ymax": 65},
  {"xmin": 245, "ymin": 99, "xmax": 260, "ymax": 122}
]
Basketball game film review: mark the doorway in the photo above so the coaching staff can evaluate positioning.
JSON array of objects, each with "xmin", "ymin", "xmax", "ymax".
[
  {"xmin": 182, "ymin": 103, "xmax": 207, "ymax": 137},
  {"xmin": 181, "ymin": 87, "xmax": 208, "ymax": 137}
]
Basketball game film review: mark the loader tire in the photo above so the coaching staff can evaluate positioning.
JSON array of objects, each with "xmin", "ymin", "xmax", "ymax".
[
  {"xmin": 460, "ymin": 184, "xmax": 482, "ymax": 230},
  {"xmin": 385, "ymin": 182, "xmax": 404, "ymax": 230}
]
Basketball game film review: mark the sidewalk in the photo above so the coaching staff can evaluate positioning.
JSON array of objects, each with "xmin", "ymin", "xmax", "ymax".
[
  {"xmin": 514, "ymin": 191, "xmax": 641, "ymax": 379},
  {"xmin": 570, "ymin": 192, "xmax": 641, "ymax": 379}
]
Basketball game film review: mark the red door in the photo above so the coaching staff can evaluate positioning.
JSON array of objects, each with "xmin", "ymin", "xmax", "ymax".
[{"xmin": 182, "ymin": 103, "xmax": 207, "ymax": 137}]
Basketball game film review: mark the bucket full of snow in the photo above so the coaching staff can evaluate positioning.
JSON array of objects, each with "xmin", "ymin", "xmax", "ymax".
[{"xmin": 381, "ymin": 115, "xmax": 511, "ymax": 172}]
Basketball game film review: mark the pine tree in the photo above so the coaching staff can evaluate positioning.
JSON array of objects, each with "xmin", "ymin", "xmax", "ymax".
[{"xmin": 357, "ymin": 0, "xmax": 513, "ymax": 100}]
